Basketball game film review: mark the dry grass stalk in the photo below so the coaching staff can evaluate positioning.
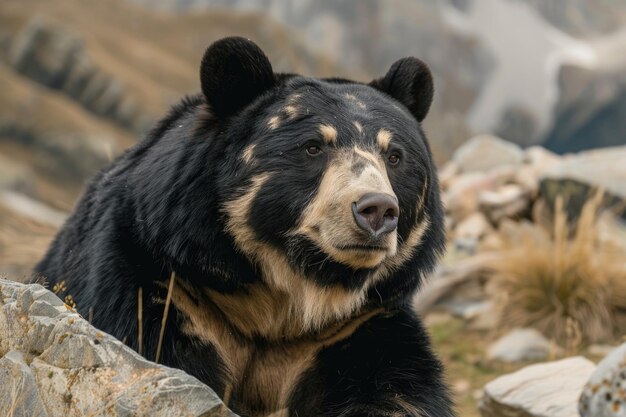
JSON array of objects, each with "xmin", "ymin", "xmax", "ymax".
[
  {"xmin": 138, "ymin": 286, "xmax": 143, "ymax": 356},
  {"xmin": 155, "ymin": 272, "xmax": 176, "ymax": 363},
  {"xmin": 491, "ymin": 190, "xmax": 626, "ymax": 345}
]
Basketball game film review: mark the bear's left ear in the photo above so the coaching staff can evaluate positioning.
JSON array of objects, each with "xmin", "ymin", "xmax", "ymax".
[
  {"xmin": 369, "ymin": 57, "xmax": 434, "ymax": 122},
  {"xmin": 200, "ymin": 37, "xmax": 276, "ymax": 119}
]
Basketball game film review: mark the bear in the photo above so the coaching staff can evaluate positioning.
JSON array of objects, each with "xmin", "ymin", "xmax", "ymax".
[{"xmin": 33, "ymin": 37, "xmax": 455, "ymax": 417}]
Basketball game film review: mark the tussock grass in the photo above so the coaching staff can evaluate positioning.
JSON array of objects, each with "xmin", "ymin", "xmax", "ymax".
[{"xmin": 490, "ymin": 191, "xmax": 626, "ymax": 345}]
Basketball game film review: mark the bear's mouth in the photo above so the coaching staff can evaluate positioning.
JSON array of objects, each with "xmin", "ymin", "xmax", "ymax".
[{"xmin": 335, "ymin": 244, "xmax": 388, "ymax": 252}]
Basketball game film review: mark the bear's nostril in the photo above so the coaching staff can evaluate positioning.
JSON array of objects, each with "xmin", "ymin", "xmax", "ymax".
[
  {"xmin": 383, "ymin": 208, "xmax": 396, "ymax": 219},
  {"xmin": 352, "ymin": 193, "xmax": 399, "ymax": 237}
]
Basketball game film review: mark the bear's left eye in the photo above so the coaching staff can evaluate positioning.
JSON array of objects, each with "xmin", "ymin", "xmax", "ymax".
[{"xmin": 306, "ymin": 145, "xmax": 322, "ymax": 156}]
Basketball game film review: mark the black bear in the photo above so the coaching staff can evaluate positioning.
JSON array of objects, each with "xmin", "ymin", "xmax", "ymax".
[{"xmin": 34, "ymin": 37, "xmax": 454, "ymax": 417}]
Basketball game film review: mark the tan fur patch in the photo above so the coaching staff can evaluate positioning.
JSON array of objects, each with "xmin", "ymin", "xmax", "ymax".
[
  {"xmin": 377, "ymin": 129, "xmax": 393, "ymax": 152},
  {"xmin": 222, "ymin": 172, "xmax": 368, "ymax": 333},
  {"xmin": 283, "ymin": 105, "xmax": 299, "ymax": 119},
  {"xmin": 318, "ymin": 124, "xmax": 338, "ymax": 144},
  {"xmin": 353, "ymin": 121, "xmax": 363, "ymax": 134},
  {"xmin": 344, "ymin": 93, "xmax": 367, "ymax": 109},
  {"xmin": 388, "ymin": 397, "xmax": 428, "ymax": 417},
  {"xmin": 297, "ymin": 148, "xmax": 397, "ymax": 270},
  {"xmin": 242, "ymin": 143, "xmax": 256, "ymax": 165},
  {"xmin": 172, "ymin": 276, "xmax": 383, "ymax": 415},
  {"xmin": 376, "ymin": 177, "xmax": 431, "ymax": 279},
  {"xmin": 353, "ymin": 146, "xmax": 384, "ymax": 169},
  {"xmin": 268, "ymin": 116, "xmax": 282, "ymax": 130}
]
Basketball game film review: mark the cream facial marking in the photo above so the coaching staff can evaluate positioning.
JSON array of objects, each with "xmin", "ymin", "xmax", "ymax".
[
  {"xmin": 353, "ymin": 146, "xmax": 384, "ymax": 169},
  {"xmin": 268, "ymin": 116, "xmax": 282, "ymax": 130},
  {"xmin": 296, "ymin": 147, "xmax": 397, "ymax": 271},
  {"xmin": 223, "ymin": 172, "xmax": 371, "ymax": 335},
  {"xmin": 242, "ymin": 143, "xmax": 256, "ymax": 165},
  {"xmin": 283, "ymin": 105, "xmax": 299, "ymax": 119},
  {"xmin": 318, "ymin": 124, "xmax": 338, "ymax": 144},
  {"xmin": 353, "ymin": 121, "xmax": 363, "ymax": 135},
  {"xmin": 344, "ymin": 93, "xmax": 366, "ymax": 109},
  {"xmin": 377, "ymin": 129, "xmax": 393, "ymax": 152}
]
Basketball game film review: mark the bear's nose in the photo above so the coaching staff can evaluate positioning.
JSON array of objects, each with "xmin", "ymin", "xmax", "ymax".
[{"xmin": 352, "ymin": 193, "xmax": 399, "ymax": 237}]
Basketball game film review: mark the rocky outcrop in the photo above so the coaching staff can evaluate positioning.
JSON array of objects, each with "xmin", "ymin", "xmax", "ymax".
[
  {"xmin": 480, "ymin": 357, "xmax": 596, "ymax": 417},
  {"xmin": 0, "ymin": 279, "xmax": 237, "ymax": 417},
  {"xmin": 487, "ymin": 328, "xmax": 553, "ymax": 363},
  {"xmin": 579, "ymin": 342, "xmax": 626, "ymax": 417},
  {"xmin": 540, "ymin": 146, "xmax": 626, "ymax": 219},
  {"xmin": 544, "ymin": 63, "xmax": 626, "ymax": 154},
  {"xmin": 451, "ymin": 134, "xmax": 525, "ymax": 174},
  {"xmin": 8, "ymin": 17, "xmax": 148, "ymax": 132}
]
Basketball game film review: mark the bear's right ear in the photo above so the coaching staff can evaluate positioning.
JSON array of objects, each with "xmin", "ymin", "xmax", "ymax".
[
  {"xmin": 369, "ymin": 57, "xmax": 434, "ymax": 123},
  {"xmin": 200, "ymin": 37, "xmax": 276, "ymax": 119}
]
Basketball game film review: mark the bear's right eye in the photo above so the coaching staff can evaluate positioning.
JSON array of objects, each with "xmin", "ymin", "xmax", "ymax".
[{"xmin": 306, "ymin": 145, "xmax": 322, "ymax": 156}]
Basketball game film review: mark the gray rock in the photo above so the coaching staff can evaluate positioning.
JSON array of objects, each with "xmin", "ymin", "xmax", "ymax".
[
  {"xmin": 487, "ymin": 328, "xmax": 553, "ymax": 362},
  {"xmin": 479, "ymin": 184, "xmax": 531, "ymax": 224},
  {"xmin": 452, "ymin": 135, "xmax": 525, "ymax": 174},
  {"xmin": 543, "ymin": 63, "xmax": 626, "ymax": 154},
  {"xmin": 480, "ymin": 356, "xmax": 596, "ymax": 417},
  {"xmin": 579, "ymin": 342, "xmax": 626, "ymax": 417},
  {"xmin": 494, "ymin": 104, "xmax": 538, "ymax": 147},
  {"xmin": 540, "ymin": 146, "xmax": 626, "ymax": 219},
  {"xmin": 0, "ymin": 279, "xmax": 237, "ymax": 417}
]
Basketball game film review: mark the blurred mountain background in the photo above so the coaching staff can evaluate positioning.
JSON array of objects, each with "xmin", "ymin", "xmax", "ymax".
[{"xmin": 1, "ymin": 0, "xmax": 625, "ymax": 215}]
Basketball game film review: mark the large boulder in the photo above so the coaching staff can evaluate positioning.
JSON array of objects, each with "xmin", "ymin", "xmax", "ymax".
[
  {"xmin": 480, "ymin": 356, "xmax": 596, "ymax": 417},
  {"xmin": 0, "ymin": 279, "xmax": 237, "ymax": 417},
  {"xmin": 452, "ymin": 134, "xmax": 525, "ymax": 174},
  {"xmin": 486, "ymin": 328, "xmax": 553, "ymax": 363},
  {"xmin": 543, "ymin": 63, "xmax": 626, "ymax": 154},
  {"xmin": 579, "ymin": 342, "xmax": 626, "ymax": 417},
  {"xmin": 540, "ymin": 146, "xmax": 626, "ymax": 219}
]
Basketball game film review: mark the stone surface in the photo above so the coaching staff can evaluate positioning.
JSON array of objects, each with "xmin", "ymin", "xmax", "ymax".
[
  {"xmin": 480, "ymin": 356, "xmax": 596, "ymax": 417},
  {"xmin": 487, "ymin": 328, "xmax": 552, "ymax": 362},
  {"xmin": 443, "ymin": 172, "xmax": 499, "ymax": 220},
  {"xmin": 453, "ymin": 212, "xmax": 493, "ymax": 254},
  {"xmin": 579, "ymin": 342, "xmax": 626, "ymax": 417},
  {"xmin": 479, "ymin": 184, "xmax": 531, "ymax": 224},
  {"xmin": 543, "ymin": 62, "xmax": 626, "ymax": 154},
  {"xmin": 540, "ymin": 145, "xmax": 626, "ymax": 219},
  {"xmin": 414, "ymin": 252, "xmax": 498, "ymax": 314},
  {"xmin": 454, "ymin": 212, "xmax": 492, "ymax": 241},
  {"xmin": 0, "ymin": 279, "xmax": 237, "ymax": 417},
  {"xmin": 452, "ymin": 134, "xmax": 524, "ymax": 174}
]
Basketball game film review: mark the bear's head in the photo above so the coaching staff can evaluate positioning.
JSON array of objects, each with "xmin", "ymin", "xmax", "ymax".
[{"xmin": 178, "ymin": 37, "xmax": 444, "ymax": 328}]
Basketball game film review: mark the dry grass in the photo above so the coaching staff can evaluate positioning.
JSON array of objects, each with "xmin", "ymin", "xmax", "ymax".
[
  {"xmin": 490, "ymin": 191, "xmax": 626, "ymax": 345},
  {"xmin": 155, "ymin": 272, "xmax": 176, "ymax": 364}
]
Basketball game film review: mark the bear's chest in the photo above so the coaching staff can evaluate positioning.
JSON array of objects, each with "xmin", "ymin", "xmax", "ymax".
[
  {"xmin": 170, "ymin": 282, "xmax": 380, "ymax": 416},
  {"xmin": 224, "ymin": 341, "xmax": 318, "ymax": 416}
]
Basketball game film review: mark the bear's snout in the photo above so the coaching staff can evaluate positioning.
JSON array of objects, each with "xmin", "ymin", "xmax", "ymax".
[{"xmin": 352, "ymin": 192, "xmax": 398, "ymax": 237}]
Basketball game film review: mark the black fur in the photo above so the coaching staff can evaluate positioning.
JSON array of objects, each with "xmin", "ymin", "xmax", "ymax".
[{"xmin": 34, "ymin": 37, "xmax": 453, "ymax": 417}]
